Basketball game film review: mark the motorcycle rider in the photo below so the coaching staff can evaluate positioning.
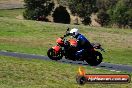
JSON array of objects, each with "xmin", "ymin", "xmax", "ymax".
[{"xmin": 69, "ymin": 28, "xmax": 93, "ymax": 57}]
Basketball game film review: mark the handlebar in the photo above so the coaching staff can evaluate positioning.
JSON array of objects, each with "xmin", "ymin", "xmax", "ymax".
[{"xmin": 100, "ymin": 47, "xmax": 105, "ymax": 52}]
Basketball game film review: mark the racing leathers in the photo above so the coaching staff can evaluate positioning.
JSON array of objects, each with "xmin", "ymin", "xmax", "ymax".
[{"xmin": 74, "ymin": 33, "xmax": 93, "ymax": 57}]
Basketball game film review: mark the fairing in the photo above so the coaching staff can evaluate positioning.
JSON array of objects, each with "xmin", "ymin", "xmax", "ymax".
[
  {"xmin": 69, "ymin": 39, "xmax": 77, "ymax": 47},
  {"xmin": 56, "ymin": 38, "xmax": 63, "ymax": 44}
]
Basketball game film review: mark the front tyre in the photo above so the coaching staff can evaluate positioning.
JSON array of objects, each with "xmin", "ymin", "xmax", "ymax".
[{"xmin": 47, "ymin": 48, "xmax": 63, "ymax": 60}]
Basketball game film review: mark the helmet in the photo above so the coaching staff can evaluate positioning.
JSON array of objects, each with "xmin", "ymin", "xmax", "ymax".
[{"xmin": 70, "ymin": 28, "xmax": 79, "ymax": 37}]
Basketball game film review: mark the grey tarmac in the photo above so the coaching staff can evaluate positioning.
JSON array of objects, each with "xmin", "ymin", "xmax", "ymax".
[{"xmin": 0, "ymin": 51, "xmax": 132, "ymax": 73}]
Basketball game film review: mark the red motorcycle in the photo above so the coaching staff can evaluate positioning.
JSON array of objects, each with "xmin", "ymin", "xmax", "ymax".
[{"xmin": 47, "ymin": 28, "xmax": 104, "ymax": 66}]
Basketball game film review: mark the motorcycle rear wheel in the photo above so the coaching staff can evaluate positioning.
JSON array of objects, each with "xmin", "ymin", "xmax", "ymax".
[
  {"xmin": 47, "ymin": 48, "xmax": 63, "ymax": 60},
  {"xmin": 85, "ymin": 51, "xmax": 103, "ymax": 66}
]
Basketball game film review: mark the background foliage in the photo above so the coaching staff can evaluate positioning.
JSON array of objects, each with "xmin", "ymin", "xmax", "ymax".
[
  {"xmin": 23, "ymin": 0, "xmax": 54, "ymax": 21},
  {"xmin": 23, "ymin": 0, "xmax": 132, "ymax": 28}
]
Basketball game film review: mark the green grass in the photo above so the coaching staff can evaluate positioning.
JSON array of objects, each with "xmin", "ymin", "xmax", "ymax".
[
  {"xmin": 0, "ymin": 56, "xmax": 131, "ymax": 88},
  {"xmin": 0, "ymin": 9, "xmax": 132, "ymax": 66},
  {"xmin": 0, "ymin": 9, "xmax": 24, "ymax": 19}
]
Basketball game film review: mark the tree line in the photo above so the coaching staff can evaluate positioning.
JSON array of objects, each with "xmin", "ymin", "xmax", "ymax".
[{"xmin": 24, "ymin": 0, "xmax": 132, "ymax": 28}]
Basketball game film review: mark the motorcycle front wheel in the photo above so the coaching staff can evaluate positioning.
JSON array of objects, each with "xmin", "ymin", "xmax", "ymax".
[{"xmin": 47, "ymin": 48, "xmax": 63, "ymax": 60}]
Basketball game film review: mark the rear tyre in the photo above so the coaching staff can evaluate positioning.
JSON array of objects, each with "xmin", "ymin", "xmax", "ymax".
[
  {"xmin": 47, "ymin": 48, "xmax": 63, "ymax": 60},
  {"xmin": 86, "ymin": 51, "xmax": 103, "ymax": 66}
]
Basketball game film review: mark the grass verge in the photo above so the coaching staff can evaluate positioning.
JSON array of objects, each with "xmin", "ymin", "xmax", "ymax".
[
  {"xmin": 0, "ymin": 9, "xmax": 24, "ymax": 19},
  {"xmin": 0, "ymin": 56, "xmax": 131, "ymax": 88}
]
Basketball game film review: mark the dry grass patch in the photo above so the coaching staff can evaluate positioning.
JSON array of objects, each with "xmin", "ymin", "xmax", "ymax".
[
  {"xmin": 84, "ymin": 31, "xmax": 132, "ymax": 49},
  {"xmin": 0, "ymin": 0, "xmax": 23, "ymax": 3}
]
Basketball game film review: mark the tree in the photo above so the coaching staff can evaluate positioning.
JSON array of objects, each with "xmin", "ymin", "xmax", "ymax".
[
  {"xmin": 96, "ymin": 0, "xmax": 118, "ymax": 11},
  {"xmin": 95, "ymin": 0, "xmax": 118, "ymax": 27},
  {"xmin": 57, "ymin": 0, "xmax": 69, "ymax": 6},
  {"xmin": 111, "ymin": 0, "xmax": 132, "ymax": 28},
  {"xmin": 97, "ymin": 10, "xmax": 110, "ymax": 26},
  {"xmin": 52, "ymin": 6, "xmax": 70, "ymax": 24},
  {"xmin": 23, "ymin": 0, "xmax": 54, "ymax": 21},
  {"xmin": 68, "ymin": 0, "xmax": 97, "ymax": 25},
  {"xmin": 126, "ymin": 9, "xmax": 132, "ymax": 28}
]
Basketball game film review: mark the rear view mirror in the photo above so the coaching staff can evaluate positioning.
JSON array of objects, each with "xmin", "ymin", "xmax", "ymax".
[{"xmin": 67, "ymin": 28, "xmax": 69, "ymax": 31}]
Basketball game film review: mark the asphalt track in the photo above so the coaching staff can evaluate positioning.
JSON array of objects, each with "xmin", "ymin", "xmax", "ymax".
[{"xmin": 0, "ymin": 51, "xmax": 132, "ymax": 73}]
